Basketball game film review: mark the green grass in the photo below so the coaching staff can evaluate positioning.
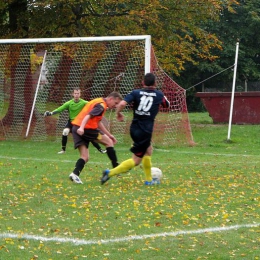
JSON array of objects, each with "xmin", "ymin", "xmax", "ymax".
[
  {"xmin": 189, "ymin": 111, "xmax": 214, "ymax": 124},
  {"xmin": 0, "ymin": 113, "xmax": 259, "ymax": 260}
]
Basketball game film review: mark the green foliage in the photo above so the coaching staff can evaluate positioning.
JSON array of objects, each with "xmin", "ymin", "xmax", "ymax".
[
  {"xmin": 2, "ymin": 1, "xmax": 260, "ymax": 111},
  {"xmin": 178, "ymin": 0, "xmax": 260, "ymax": 96},
  {"xmin": 0, "ymin": 0, "xmax": 239, "ymax": 76},
  {"xmin": 0, "ymin": 113, "xmax": 259, "ymax": 259}
]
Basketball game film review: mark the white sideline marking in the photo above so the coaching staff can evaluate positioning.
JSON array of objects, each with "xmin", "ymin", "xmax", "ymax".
[
  {"xmin": 0, "ymin": 154, "xmax": 259, "ymax": 167},
  {"xmin": 0, "ymin": 223, "xmax": 259, "ymax": 246},
  {"xmin": 155, "ymin": 149, "xmax": 258, "ymax": 157},
  {"xmin": 0, "ymin": 155, "xmax": 89, "ymax": 164},
  {"xmin": 0, "ymin": 155, "xmax": 259, "ymax": 167}
]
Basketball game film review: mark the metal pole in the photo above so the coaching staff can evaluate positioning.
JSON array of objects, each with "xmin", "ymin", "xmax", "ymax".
[
  {"xmin": 227, "ymin": 42, "xmax": 239, "ymax": 141},
  {"xmin": 144, "ymin": 35, "xmax": 151, "ymax": 74},
  {"xmin": 25, "ymin": 50, "xmax": 47, "ymax": 138}
]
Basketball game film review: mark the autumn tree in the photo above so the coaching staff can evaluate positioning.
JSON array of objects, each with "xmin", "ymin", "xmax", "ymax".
[
  {"xmin": 175, "ymin": 0, "xmax": 260, "ymax": 111},
  {"xmin": 0, "ymin": 0, "xmax": 238, "ymax": 76},
  {"xmin": 177, "ymin": 1, "xmax": 260, "ymax": 87},
  {"xmin": 0, "ymin": 0, "xmax": 34, "ymax": 128}
]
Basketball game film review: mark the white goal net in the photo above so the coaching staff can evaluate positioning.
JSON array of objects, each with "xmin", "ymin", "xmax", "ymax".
[{"xmin": 0, "ymin": 36, "xmax": 193, "ymax": 146}]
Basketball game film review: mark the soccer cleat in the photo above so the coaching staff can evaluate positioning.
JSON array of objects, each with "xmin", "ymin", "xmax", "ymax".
[
  {"xmin": 98, "ymin": 148, "xmax": 107, "ymax": 154},
  {"xmin": 101, "ymin": 169, "xmax": 110, "ymax": 185},
  {"xmin": 144, "ymin": 178, "xmax": 160, "ymax": 186},
  {"xmin": 58, "ymin": 150, "xmax": 65, "ymax": 154},
  {"xmin": 69, "ymin": 173, "xmax": 83, "ymax": 184}
]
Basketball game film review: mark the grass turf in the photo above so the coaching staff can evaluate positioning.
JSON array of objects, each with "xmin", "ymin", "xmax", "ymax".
[{"xmin": 0, "ymin": 112, "xmax": 259, "ymax": 260}]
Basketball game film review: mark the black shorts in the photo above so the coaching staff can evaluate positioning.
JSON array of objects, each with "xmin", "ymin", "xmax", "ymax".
[
  {"xmin": 129, "ymin": 123, "xmax": 152, "ymax": 158},
  {"xmin": 64, "ymin": 120, "xmax": 73, "ymax": 132},
  {"xmin": 72, "ymin": 125, "xmax": 102, "ymax": 149}
]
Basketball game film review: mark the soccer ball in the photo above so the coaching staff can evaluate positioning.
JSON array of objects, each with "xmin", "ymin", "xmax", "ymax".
[{"xmin": 151, "ymin": 167, "xmax": 163, "ymax": 181}]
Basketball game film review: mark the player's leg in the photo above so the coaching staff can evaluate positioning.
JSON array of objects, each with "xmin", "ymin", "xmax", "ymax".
[
  {"xmin": 101, "ymin": 125, "xmax": 147, "ymax": 184},
  {"xmin": 142, "ymin": 145, "xmax": 153, "ymax": 182},
  {"xmin": 101, "ymin": 154, "xmax": 141, "ymax": 185},
  {"xmin": 108, "ymin": 156, "xmax": 140, "ymax": 177},
  {"xmin": 98, "ymin": 134, "xmax": 118, "ymax": 168},
  {"xmin": 69, "ymin": 145, "xmax": 89, "ymax": 184},
  {"xmin": 58, "ymin": 120, "xmax": 72, "ymax": 154},
  {"xmin": 69, "ymin": 126, "xmax": 89, "ymax": 184},
  {"xmin": 104, "ymin": 144, "xmax": 145, "ymax": 179},
  {"xmin": 72, "ymin": 144, "xmax": 89, "ymax": 174},
  {"xmin": 142, "ymin": 144, "xmax": 159, "ymax": 185},
  {"xmin": 91, "ymin": 141, "xmax": 107, "ymax": 154}
]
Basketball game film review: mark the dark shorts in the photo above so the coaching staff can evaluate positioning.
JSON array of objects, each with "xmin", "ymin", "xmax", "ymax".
[
  {"xmin": 65, "ymin": 120, "xmax": 73, "ymax": 132},
  {"xmin": 72, "ymin": 125, "xmax": 102, "ymax": 149},
  {"xmin": 129, "ymin": 123, "xmax": 152, "ymax": 158}
]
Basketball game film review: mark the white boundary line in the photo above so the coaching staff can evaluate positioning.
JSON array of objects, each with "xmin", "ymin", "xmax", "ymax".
[
  {"xmin": 0, "ymin": 223, "xmax": 259, "ymax": 246},
  {"xmin": 1, "ymin": 148, "xmax": 260, "ymax": 160},
  {"xmin": 0, "ymin": 154, "xmax": 259, "ymax": 166},
  {"xmin": 154, "ymin": 149, "xmax": 260, "ymax": 157}
]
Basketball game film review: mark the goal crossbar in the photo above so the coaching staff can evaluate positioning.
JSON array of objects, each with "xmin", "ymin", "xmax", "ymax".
[
  {"xmin": 0, "ymin": 35, "xmax": 151, "ymax": 43},
  {"xmin": 0, "ymin": 35, "xmax": 152, "ymax": 74}
]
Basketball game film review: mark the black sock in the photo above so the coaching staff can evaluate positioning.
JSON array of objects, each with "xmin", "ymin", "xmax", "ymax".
[
  {"xmin": 73, "ymin": 158, "xmax": 85, "ymax": 176},
  {"xmin": 106, "ymin": 147, "xmax": 118, "ymax": 168},
  {"xmin": 91, "ymin": 141, "xmax": 102, "ymax": 150},
  {"xmin": 62, "ymin": 135, "xmax": 67, "ymax": 151}
]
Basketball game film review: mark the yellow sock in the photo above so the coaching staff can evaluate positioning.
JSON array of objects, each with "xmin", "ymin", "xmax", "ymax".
[
  {"xmin": 109, "ymin": 159, "xmax": 135, "ymax": 177},
  {"xmin": 142, "ymin": 156, "xmax": 152, "ymax": 181}
]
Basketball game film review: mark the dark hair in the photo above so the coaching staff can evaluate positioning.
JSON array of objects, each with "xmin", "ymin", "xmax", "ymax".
[
  {"xmin": 107, "ymin": 91, "xmax": 123, "ymax": 100},
  {"xmin": 144, "ymin": 73, "xmax": 156, "ymax": 86}
]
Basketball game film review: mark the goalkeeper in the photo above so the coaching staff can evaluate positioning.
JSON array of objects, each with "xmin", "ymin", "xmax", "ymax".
[
  {"xmin": 101, "ymin": 73, "xmax": 170, "ymax": 186},
  {"xmin": 44, "ymin": 88, "xmax": 106, "ymax": 154}
]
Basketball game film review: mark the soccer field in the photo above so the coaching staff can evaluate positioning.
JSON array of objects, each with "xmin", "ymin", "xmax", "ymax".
[{"xmin": 0, "ymin": 113, "xmax": 259, "ymax": 259}]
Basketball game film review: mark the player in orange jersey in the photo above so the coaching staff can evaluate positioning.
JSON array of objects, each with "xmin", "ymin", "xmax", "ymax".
[{"xmin": 69, "ymin": 91, "xmax": 123, "ymax": 184}]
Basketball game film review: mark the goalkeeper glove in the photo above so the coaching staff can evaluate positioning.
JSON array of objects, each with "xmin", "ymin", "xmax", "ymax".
[{"xmin": 44, "ymin": 111, "xmax": 53, "ymax": 117}]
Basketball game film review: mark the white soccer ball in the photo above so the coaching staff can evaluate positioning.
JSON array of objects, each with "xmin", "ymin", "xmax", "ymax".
[{"xmin": 151, "ymin": 167, "xmax": 163, "ymax": 180}]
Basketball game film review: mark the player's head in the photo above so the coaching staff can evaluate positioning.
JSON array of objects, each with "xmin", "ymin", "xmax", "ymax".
[
  {"xmin": 72, "ymin": 88, "xmax": 81, "ymax": 101},
  {"xmin": 105, "ymin": 91, "xmax": 123, "ymax": 109},
  {"xmin": 143, "ymin": 73, "xmax": 156, "ymax": 88}
]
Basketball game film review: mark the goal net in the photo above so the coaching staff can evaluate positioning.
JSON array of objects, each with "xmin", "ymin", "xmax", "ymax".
[{"xmin": 0, "ymin": 36, "xmax": 193, "ymax": 146}]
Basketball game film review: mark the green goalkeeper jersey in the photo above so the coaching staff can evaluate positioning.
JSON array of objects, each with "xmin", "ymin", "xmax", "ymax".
[{"xmin": 53, "ymin": 99, "xmax": 88, "ymax": 121}]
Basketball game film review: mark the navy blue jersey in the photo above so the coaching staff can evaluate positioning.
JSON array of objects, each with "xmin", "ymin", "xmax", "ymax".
[{"xmin": 124, "ymin": 88, "xmax": 169, "ymax": 133}]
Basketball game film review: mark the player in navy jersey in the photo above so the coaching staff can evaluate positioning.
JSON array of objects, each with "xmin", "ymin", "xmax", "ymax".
[{"xmin": 101, "ymin": 72, "xmax": 170, "ymax": 185}]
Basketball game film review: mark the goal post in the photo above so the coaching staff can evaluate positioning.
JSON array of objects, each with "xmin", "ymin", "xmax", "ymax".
[
  {"xmin": 0, "ymin": 36, "xmax": 193, "ymax": 146},
  {"xmin": 25, "ymin": 49, "xmax": 48, "ymax": 138}
]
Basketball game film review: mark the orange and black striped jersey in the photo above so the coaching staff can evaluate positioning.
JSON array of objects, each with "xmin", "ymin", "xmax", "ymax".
[{"xmin": 72, "ymin": 97, "xmax": 107, "ymax": 129}]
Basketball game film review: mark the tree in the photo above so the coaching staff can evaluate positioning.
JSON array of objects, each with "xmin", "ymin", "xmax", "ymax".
[
  {"xmin": 0, "ymin": 0, "xmax": 238, "ymax": 75},
  {"xmin": 177, "ymin": 0, "xmax": 260, "ymax": 89},
  {"xmin": 0, "ymin": 0, "xmax": 33, "ymax": 127},
  {"xmin": 168, "ymin": 0, "xmax": 260, "ymax": 111},
  {"xmin": 0, "ymin": 0, "xmax": 28, "ymax": 37}
]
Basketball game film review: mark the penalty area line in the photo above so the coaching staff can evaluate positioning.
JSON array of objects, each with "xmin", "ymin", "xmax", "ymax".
[{"xmin": 0, "ymin": 223, "xmax": 259, "ymax": 246}]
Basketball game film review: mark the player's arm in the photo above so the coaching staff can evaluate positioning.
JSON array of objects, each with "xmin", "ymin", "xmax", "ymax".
[
  {"xmin": 77, "ymin": 114, "xmax": 91, "ymax": 135},
  {"xmin": 98, "ymin": 121, "xmax": 117, "ymax": 144},
  {"xmin": 116, "ymin": 100, "xmax": 128, "ymax": 122},
  {"xmin": 44, "ymin": 101, "xmax": 70, "ymax": 116},
  {"xmin": 44, "ymin": 109, "xmax": 58, "ymax": 116},
  {"xmin": 161, "ymin": 95, "xmax": 170, "ymax": 108},
  {"xmin": 77, "ymin": 103, "xmax": 104, "ymax": 135}
]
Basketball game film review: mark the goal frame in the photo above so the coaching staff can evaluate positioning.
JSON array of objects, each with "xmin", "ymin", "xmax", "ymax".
[
  {"xmin": 0, "ymin": 35, "xmax": 194, "ymax": 146},
  {"xmin": 0, "ymin": 35, "xmax": 152, "ymax": 74}
]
